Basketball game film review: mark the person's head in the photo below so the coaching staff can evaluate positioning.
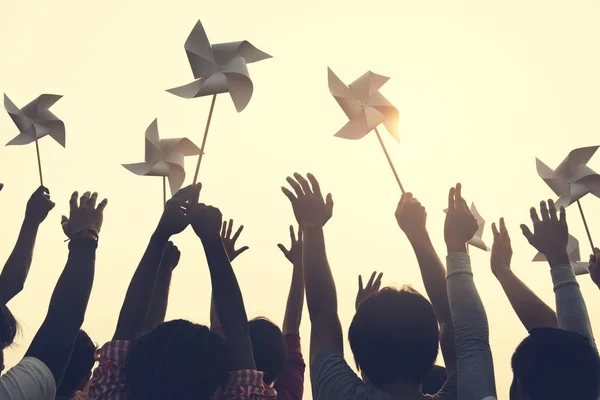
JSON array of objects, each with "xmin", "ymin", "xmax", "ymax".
[
  {"xmin": 0, "ymin": 305, "xmax": 18, "ymax": 373},
  {"xmin": 249, "ymin": 317, "xmax": 287, "ymax": 385},
  {"xmin": 511, "ymin": 328, "xmax": 600, "ymax": 400},
  {"xmin": 422, "ymin": 365, "xmax": 447, "ymax": 395},
  {"xmin": 56, "ymin": 330, "xmax": 96, "ymax": 397},
  {"xmin": 348, "ymin": 286, "xmax": 439, "ymax": 390},
  {"xmin": 126, "ymin": 319, "xmax": 229, "ymax": 400}
]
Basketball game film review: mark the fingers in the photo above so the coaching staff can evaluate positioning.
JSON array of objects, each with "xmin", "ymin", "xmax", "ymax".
[
  {"xmin": 294, "ymin": 173, "xmax": 312, "ymax": 196},
  {"xmin": 365, "ymin": 271, "xmax": 376, "ymax": 290},
  {"xmin": 34, "ymin": 185, "xmax": 47, "ymax": 196},
  {"xmin": 236, "ymin": 246, "xmax": 250, "ymax": 257},
  {"xmin": 448, "ymin": 187, "xmax": 455, "ymax": 211},
  {"xmin": 286, "ymin": 176, "xmax": 304, "ymax": 198},
  {"xmin": 297, "ymin": 227, "xmax": 303, "ymax": 242},
  {"xmin": 221, "ymin": 221, "xmax": 227, "ymax": 238},
  {"xmin": 455, "ymin": 183, "xmax": 462, "ymax": 209},
  {"xmin": 80, "ymin": 191, "xmax": 91, "ymax": 208},
  {"xmin": 373, "ymin": 272, "xmax": 383, "ymax": 292},
  {"xmin": 289, "ymin": 225, "xmax": 296, "ymax": 243},
  {"xmin": 559, "ymin": 206, "xmax": 566, "ymax": 224},
  {"xmin": 358, "ymin": 275, "xmax": 364, "ymax": 292},
  {"xmin": 88, "ymin": 192, "xmax": 98, "ymax": 208},
  {"xmin": 548, "ymin": 199, "xmax": 557, "ymax": 220},
  {"xmin": 61, "ymin": 216, "xmax": 69, "ymax": 235},
  {"xmin": 190, "ymin": 183, "xmax": 202, "ymax": 204},
  {"xmin": 70, "ymin": 191, "xmax": 79, "ymax": 211},
  {"xmin": 326, "ymin": 193, "xmax": 334, "ymax": 211},
  {"xmin": 500, "ymin": 217, "xmax": 507, "ymax": 236},
  {"xmin": 492, "ymin": 222, "xmax": 499, "ymax": 237},
  {"xmin": 97, "ymin": 198, "xmax": 108, "ymax": 212},
  {"xmin": 277, "ymin": 243, "xmax": 289, "ymax": 258},
  {"xmin": 231, "ymin": 224, "xmax": 244, "ymax": 243},
  {"xmin": 281, "ymin": 187, "xmax": 297, "ymax": 204},
  {"xmin": 540, "ymin": 201, "xmax": 549, "ymax": 221},
  {"xmin": 307, "ymin": 173, "xmax": 322, "ymax": 198},
  {"xmin": 226, "ymin": 219, "xmax": 233, "ymax": 239},
  {"xmin": 530, "ymin": 207, "xmax": 541, "ymax": 224},
  {"xmin": 520, "ymin": 224, "xmax": 534, "ymax": 244}
]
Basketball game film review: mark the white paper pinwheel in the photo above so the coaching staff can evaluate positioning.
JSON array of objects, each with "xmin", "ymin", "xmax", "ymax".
[
  {"xmin": 122, "ymin": 119, "xmax": 201, "ymax": 195},
  {"xmin": 533, "ymin": 234, "xmax": 590, "ymax": 275},
  {"xmin": 4, "ymin": 93, "xmax": 65, "ymax": 147},
  {"xmin": 328, "ymin": 68, "xmax": 399, "ymax": 142},
  {"xmin": 443, "ymin": 203, "xmax": 489, "ymax": 252},
  {"xmin": 536, "ymin": 146, "xmax": 600, "ymax": 208},
  {"xmin": 167, "ymin": 20, "xmax": 271, "ymax": 112}
]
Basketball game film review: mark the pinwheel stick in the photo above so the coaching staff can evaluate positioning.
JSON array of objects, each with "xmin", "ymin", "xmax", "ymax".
[
  {"xmin": 35, "ymin": 139, "xmax": 44, "ymax": 186},
  {"xmin": 193, "ymin": 94, "xmax": 218, "ymax": 184},
  {"xmin": 163, "ymin": 176, "xmax": 167, "ymax": 209},
  {"xmin": 576, "ymin": 200, "xmax": 595, "ymax": 251},
  {"xmin": 374, "ymin": 127, "xmax": 405, "ymax": 193}
]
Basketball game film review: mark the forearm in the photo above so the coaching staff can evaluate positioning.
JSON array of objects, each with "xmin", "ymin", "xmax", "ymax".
[
  {"xmin": 551, "ymin": 263, "xmax": 596, "ymax": 347},
  {"xmin": 114, "ymin": 233, "xmax": 168, "ymax": 340},
  {"xmin": 210, "ymin": 295, "xmax": 222, "ymax": 331},
  {"xmin": 495, "ymin": 269, "xmax": 557, "ymax": 331},
  {"xmin": 282, "ymin": 261, "xmax": 305, "ymax": 335},
  {"xmin": 0, "ymin": 218, "xmax": 40, "ymax": 303},
  {"xmin": 202, "ymin": 235, "xmax": 254, "ymax": 369},
  {"xmin": 141, "ymin": 267, "xmax": 173, "ymax": 334},
  {"xmin": 25, "ymin": 238, "xmax": 96, "ymax": 384},
  {"xmin": 302, "ymin": 227, "xmax": 336, "ymax": 319},
  {"xmin": 446, "ymin": 252, "xmax": 496, "ymax": 400}
]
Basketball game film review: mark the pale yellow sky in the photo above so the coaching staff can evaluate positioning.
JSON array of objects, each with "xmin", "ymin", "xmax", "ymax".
[{"xmin": 2, "ymin": 0, "xmax": 600, "ymax": 398}]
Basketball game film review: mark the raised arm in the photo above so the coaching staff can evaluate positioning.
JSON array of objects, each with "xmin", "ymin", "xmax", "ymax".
[
  {"xmin": 282, "ymin": 173, "xmax": 337, "ymax": 363},
  {"xmin": 521, "ymin": 200, "xmax": 595, "ymax": 345},
  {"xmin": 0, "ymin": 186, "xmax": 54, "ymax": 305},
  {"xmin": 444, "ymin": 184, "xmax": 497, "ymax": 400},
  {"xmin": 491, "ymin": 218, "xmax": 557, "ymax": 331},
  {"xmin": 395, "ymin": 192, "xmax": 456, "ymax": 374},
  {"xmin": 190, "ymin": 203, "xmax": 255, "ymax": 370},
  {"xmin": 140, "ymin": 242, "xmax": 180, "ymax": 335},
  {"xmin": 113, "ymin": 184, "xmax": 199, "ymax": 341},
  {"xmin": 278, "ymin": 225, "xmax": 304, "ymax": 336},
  {"xmin": 25, "ymin": 191, "xmax": 106, "ymax": 385}
]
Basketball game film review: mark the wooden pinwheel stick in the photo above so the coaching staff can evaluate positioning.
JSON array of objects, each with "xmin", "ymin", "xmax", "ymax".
[
  {"xmin": 163, "ymin": 176, "xmax": 167, "ymax": 209},
  {"xmin": 193, "ymin": 94, "xmax": 218, "ymax": 184},
  {"xmin": 373, "ymin": 127, "xmax": 405, "ymax": 194},
  {"xmin": 576, "ymin": 200, "xmax": 595, "ymax": 252},
  {"xmin": 34, "ymin": 139, "xmax": 44, "ymax": 186}
]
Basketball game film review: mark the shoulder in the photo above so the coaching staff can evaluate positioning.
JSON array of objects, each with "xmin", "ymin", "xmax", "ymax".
[{"xmin": 0, "ymin": 357, "xmax": 56, "ymax": 400}]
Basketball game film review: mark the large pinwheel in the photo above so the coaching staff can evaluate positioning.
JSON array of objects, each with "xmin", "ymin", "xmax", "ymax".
[
  {"xmin": 328, "ymin": 68, "xmax": 403, "ymax": 192},
  {"xmin": 123, "ymin": 119, "xmax": 201, "ymax": 205},
  {"xmin": 536, "ymin": 146, "xmax": 600, "ymax": 250},
  {"xmin": 167, "ymin": 20, "xmax": 271, "ymax": 183},
  {"xmin": 4, "ymin": 93, "xmax": 65, "ymax": 185},
  {"xmin": 533, "ymin": 234, "xmax": 590, "ymax": 275}
]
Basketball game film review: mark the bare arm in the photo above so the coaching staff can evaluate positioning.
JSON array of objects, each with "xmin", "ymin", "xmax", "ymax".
[
  {"xmin": 278, "ymin": 226, "xmax": 304, "ymax": 336},
  {"xmin": 282, "ymin": 173, "xmax": 338, "ymax": 363},
  {"xmin": 492, "ymin": 218, "xmax": 557, "ymax": 331},
  {"xmin": 0, "ymin": 186, "xmax": 54, "ymax": 304},
  {"xmin": 396, "ymin": 193, "xmax": 456, "ymax": 373}
]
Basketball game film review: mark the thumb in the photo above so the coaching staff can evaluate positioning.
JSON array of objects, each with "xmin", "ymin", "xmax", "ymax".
[
  {"xmin": 326, "ymin": 193, "xmax": 334, "ymax": 210},
  {"xmin": 237, "ymin": 246, "xmax": 249, "ymax": 256},
  {"xmin": 520, "ymin": 224, "xmax": 534, "ymax": 244},
  {"xmin": 277, "ymin": 244, "xmax": 289, "ymax": 257}
]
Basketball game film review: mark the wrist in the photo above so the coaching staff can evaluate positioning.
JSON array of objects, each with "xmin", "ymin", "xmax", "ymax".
[
  {"xmin": 199, "ymin": 232, "xmax": 221, "ymax": 243},
  {"xmin": 446, "ymin": 243, "xmax": 467, "ymax": 254},
  {"xmin": 407, "ymin": 230, "xmax": 431, "ymax": 247},
  {"xmin": 546, "ymin": 252, "xmax": 570, "ymax": 268},
  {"xmin": 493, "ymin": 267, "xmax": 514, "ymax": 282},
  {"xmin": 152, "ymin": 229, "xmax": 171, "ymax": 242},
  {"xmin": 22, "ymin": 215, "xmax": 41, "ymax": 229}
]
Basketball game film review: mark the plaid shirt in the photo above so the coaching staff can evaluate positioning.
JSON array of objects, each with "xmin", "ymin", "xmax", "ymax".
[{"xmin": 88, "ymin": 340, "xmax": 277, "ymax": 400}]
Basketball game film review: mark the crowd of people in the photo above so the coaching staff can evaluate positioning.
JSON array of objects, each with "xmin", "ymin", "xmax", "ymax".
[{"xmin": 0, "ymin": 175, "xmax": 598, "ymax": 400}]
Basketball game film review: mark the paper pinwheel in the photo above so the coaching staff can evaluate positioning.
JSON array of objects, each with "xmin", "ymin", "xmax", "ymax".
[
  {"xmin": 533, "ymin": 234, "xmax": 590, "ymax": 275},
  {"xmin": 443, "ymin": 203, "xmax": 489, "ymax": 251},
  {"xmin": 122, "ymin": 119, "xmax": 201, "ymax": 196},
  {"xmin": 536, "ymin": 146, "xmax": 600, "ymax": 208},
  {"xmin": 167, "ymin": 20, "xmax": 272, "ymax": 112},
  {"xmin": 4, "ymin": 94, "xmax": 65, "ymax": 147},
  {"xmin": 328, "ymin": 68, "xmax": 399, "ymax": 142}
]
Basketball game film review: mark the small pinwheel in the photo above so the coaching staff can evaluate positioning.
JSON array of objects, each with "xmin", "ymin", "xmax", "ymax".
[
  {"xmin": 444, "ymin": 203, "xmax": 489, "ymax": 252},
  {"xmin": 533, "ymin": 234, "xmax": 590, "ymax": 275},
  {"xmin": 123, "ymin": 119, "xmax": 201, "ymax": 205},
  {"xmin": 536, "ymin": 146, "xmax": 600, "ymax": 251},
  {"xmin": 4, "ymin": 93, "xmax": 66, "ymax": 185},
  {"xmin": 327, "ymin": 67, "xmax": 403, "ymax": 192}
]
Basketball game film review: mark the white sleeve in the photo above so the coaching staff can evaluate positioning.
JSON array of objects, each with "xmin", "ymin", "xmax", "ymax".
[{"xmin": 0, "ymin": 357, "xmax": 56, "ymax": 400}]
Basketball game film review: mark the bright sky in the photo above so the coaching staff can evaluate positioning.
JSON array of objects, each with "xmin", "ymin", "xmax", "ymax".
[{"xmin": 2, "ymin": 1, "xmax": 600, "ymax": 398}]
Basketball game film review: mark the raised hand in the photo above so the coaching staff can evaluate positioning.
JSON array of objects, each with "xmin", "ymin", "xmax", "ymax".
[
  {"xmin": 278, "ymin": 225, "xmax": 303, "ymax": 265},
  {"xmin": 491, "ymin": 218, "xmax": 513, "ymax": 277},
  {"xmin": 520, "ymin": 200, "xmax": 569, "ymax": 266},
  {"xmin": 282, "ymin": 173, "xmax": 333, "ymax": 229},
  {"xmin": 395, "ymin": 192, "xmax": 427, "ymax": 239},
  {"xmin": 61, "ymin": 191, "xmax": 107, "ymax": 238},
  {"xmin": 355, "ymin": 271, "xmax": 383, "ymax": 311},
  {"xmin": 189, "ymin": 203, "xmax": 223, "ymax": 240},
  {"xmin": 25, "ymin": 186, "xmax": 55, "ymax": 225},
  {"xmin": 155, "ymin": 184, "xmax": 201, "ymax": 239},
  {"xmin": 444, "ymin": 183, "xmax": 478, "ymax": 253},
  {"xmin": 221, "ymin": 219, "xmax": 249, "ymax": 262},
  {"xmin": 588, "ymin": 249, "xmax": 600, "ymax": 289},
  {"xmin": 0, "ymin": 183, "xmax": 4, "ymax": 192},
  {"xmin": 162, "ymin": 241, "xmax": 181, "ymax": 270}
]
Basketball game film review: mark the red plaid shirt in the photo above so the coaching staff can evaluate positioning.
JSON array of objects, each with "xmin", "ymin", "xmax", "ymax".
[{"xmin": 88, "ymin": 340, "xmax": 277, "ymax": 400}]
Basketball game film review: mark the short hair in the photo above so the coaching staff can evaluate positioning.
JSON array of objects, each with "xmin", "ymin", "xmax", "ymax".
[
  {"xmin": 511, "ymin": 328, "xmax": 600, "ymax": 400},
  {"xmin": 249, "ymin": 317, "xmax": 287, "ymax": 385},
  {"xmin": 348, "ymin": 286, "xmax": 439, "ymax": 388},
  {"xmin": 56, "ymin": 330, "xmax": 96, "ymax": 396},
  {"xmin": 126, "ymin": 320, "xmax": 229, "ymax": 400},
  {"xmin": 0, "ymin": 304, "xmax": 17, "ymax": 350}
]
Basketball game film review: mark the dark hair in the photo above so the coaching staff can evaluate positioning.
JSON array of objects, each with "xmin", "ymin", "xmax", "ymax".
[
  {"xmin": 511, "ymin": 328, "xmax": 600, "ymax": 400},
  {"xmin": 56, "ymin": 330, "xmax": 97, "ymax": 396},
  {"xmin": 249, "ymin": 317, "xmax": 287, "ymax": 385},
  {"xmin": 422, "ymin": 365, "xmax": 447, "ymax": 395},
  {"xmin": 348, "ymin": 286, "xmax": 439, "ymax": 388},
  {"xmin": 0, "ymin": 304, "xmax": 17, "ymax": 350},
  {"xmin": 125, "ymin": 320, "xmax": 229, "ymax": 400}
]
